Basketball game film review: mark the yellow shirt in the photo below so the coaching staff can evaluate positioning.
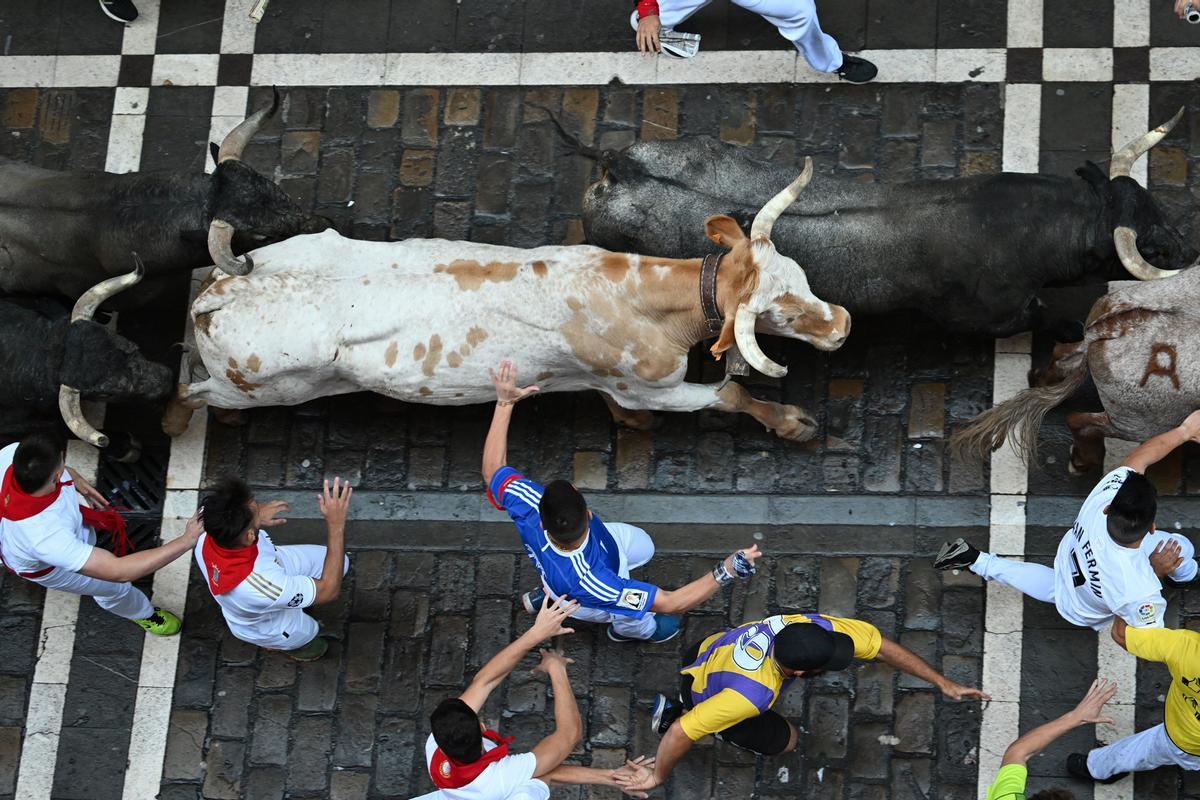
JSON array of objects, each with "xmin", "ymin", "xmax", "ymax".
[
  {"xmin": 677, "ymin": 613, "xmax": 882, "ymax": 741},
  {"xmin": 1126, "ymin": 626, "xmax": 1200, "ymax": 755},
  {"xmin": 984, "ymin": 764, "xmax": 1026, "ymax": 800}
]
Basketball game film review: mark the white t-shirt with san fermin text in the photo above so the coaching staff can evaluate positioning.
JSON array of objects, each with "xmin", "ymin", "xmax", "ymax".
[
  {"xmin": 418, "ymin": 734, "xmax": 549, "ymax": 800},
  {"xmin": 1053, "ymin": 467, "xmax": 1192, "ymax": 630}
]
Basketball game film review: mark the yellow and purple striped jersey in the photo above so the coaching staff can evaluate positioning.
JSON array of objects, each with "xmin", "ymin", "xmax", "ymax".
[{"xmin": 678, "ymin": 613, "xmax": 882, "ymax": 741}]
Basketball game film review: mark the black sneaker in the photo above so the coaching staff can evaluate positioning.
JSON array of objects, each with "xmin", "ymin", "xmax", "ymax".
[
  {"xmin": 98, "ymin": 0, "xmax": 138, "ymax": 23},
  {"xmin": 836, "ymin": 54, "xmax": 877, "ymax": 84},
  {"xmin": 1066, "ymin": 752, "xmax": 1127, "ymax": 784},
  {"xmin": 934, "ymin": 538, "xmax": 981, "ymax": 571},
  {"xmin": 651, "ymin": 694, "xmax": 683, "ymax": 735}
]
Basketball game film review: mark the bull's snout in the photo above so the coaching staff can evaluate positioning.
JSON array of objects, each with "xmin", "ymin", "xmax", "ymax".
[{"xmin": 811, "ymin": 305, "xmax": 851, "ymax": 351}]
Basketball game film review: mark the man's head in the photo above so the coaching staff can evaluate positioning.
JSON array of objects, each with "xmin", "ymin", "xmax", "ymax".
[
  {"xmin": 538, "ymin": 480, "xmax": 589, "ymax": 547},
  {"xmin": 772, "ymin": 623, "xmax": 855, "ymax": 678},
  {"xmin": 430, "ymin": 698, "xmax": 484, "ymax": 763},
  {"xmin": 200, "ymin": 477, "xmax": 257, "ymax": 548},
  {"xmin": 1106, "ymin": 472, "xmax": 1157, "ymax": 545},
  {"xmin": 12, "ymin": 433, "xmax": 67, "ymax": 494},
  {"xmin": 1029, "ymin": 790, "xmax": 1075, "ymax": 800}
]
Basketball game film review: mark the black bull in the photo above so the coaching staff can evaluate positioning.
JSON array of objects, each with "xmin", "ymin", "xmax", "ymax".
[
  {"xmin": 580, "ymin": 121, "xmax": 1196, "ymax": 339},
  {"xmin": 0, "ymin": 89, "xmax": 329, "ymax": 305}
]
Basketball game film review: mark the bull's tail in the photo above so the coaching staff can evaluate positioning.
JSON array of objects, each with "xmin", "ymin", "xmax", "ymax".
[
  {"xmin": 951, "ymin": 343, "xmax": 1089, "ymax": 463},
  {"xmin": 538, "ymin": 106, "xmax": 601, "ymax": 161}
]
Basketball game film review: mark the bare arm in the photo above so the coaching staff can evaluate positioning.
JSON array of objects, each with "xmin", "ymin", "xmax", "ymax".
[
  {"xmin": 80, "ymin": 510, "xmax": 202, "ymax": 583},
  {"xmin": 876, "ymin": 637, "xmax": 991, "ymax": 701},
  {"xmin": 459, "ymin": 597, "xmax": 578, "ymax": 712},
  {"xmin": 546, "ymin": 757, "xmax": 655, "ymax": 798},
  {"xmin": 1001, "ymin": 679, "xmax": 1116, "ymax": 766},
  {"xmin": 621, "ymin": 721, "xmax": 693, "ymax": 793},
  {"xmin": 1123, "ymin": 410, "xmax": 1200, "ymax": 473},
  {"xmin": 312, "ymin": 478, "xmax": 351, "ymax": 605},
  {"xmin": 482, "ymin": 360, "xmax": 539, "ymax": 485},
  {"xmin": 531, "ymin": 651, "xmax": 583, "ymax": 776},
  {"xmin": 651, "ymin": 545, "xmax": 762, "ymax": 614},
  {"xmin": 1111, "ymin": 616, "xmax": 1128, "ymax": 650}
]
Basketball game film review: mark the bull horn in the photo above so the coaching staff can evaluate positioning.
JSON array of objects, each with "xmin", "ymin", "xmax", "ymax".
[
  {"xmin": 58, "ymin": 386, "xmax": 108, "ymax": 449},
  {"xmin": 208, "ymin": 218, "xmax": 254, "ymax": 276},
  {"xmin": 1109, "ymin": 107, "xmax": 1183, "ymax": 178},
  {"xmin": 216, "ymin": 86, "xmax": 280, "ymax": 164},
  {"xmin": 750, "ymin": 157, "xmax": 813, "ymax": 241},
  {"xmin": 1114, "ymin": 226, "xmax": 1180, "ymax": 281},
  {"xmin": 734, "ymin": 304, "xmax": 787, "ymax": 378}
]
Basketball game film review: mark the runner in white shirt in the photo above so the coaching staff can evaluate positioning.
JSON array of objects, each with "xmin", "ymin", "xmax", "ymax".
[
  {"xmin": 418, "ymin": 596, "xmax": 654, "ymax": 800},
  {"xmin": 0, "ymin": 434, "xmax": 195, "ymax": 634},
  {"xmin": 934, "ymin": 411, "xmax": 1200, "ymax": 629},
  {"xmin": 195, "ymin": 475, "xmax": 351, "ymax": 661}
]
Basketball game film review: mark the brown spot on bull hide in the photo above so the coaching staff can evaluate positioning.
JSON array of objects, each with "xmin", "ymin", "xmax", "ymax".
[
  {"xmin": 246, "ymin": 354, "xmax": 262, "ymax": 373},
  {"xmin": 194, "ymin": 312, "xmax": 212, "ymax": 337},
  {"xmin": 419, "ymin": 386, "xmax": 432, "ymax": 396},
  {"xmin": 227, "ymin": 357, "xmax": 238, "ymax": 369},
  {"xmin": 536, "ymin": 371, "xmax": 554, "ymax": 381},
  {"xmin": 532, "ymin": 261, "xmax": 548, "ymax": 277},
  {"xmin": 433, "ymin": 260, "xmax": 520, "ymax": 291},
  {"xmin": 616, "ymin": 382, "xmax": 628, "ymax": 391},
  {"xmin": 422, "ymin": 335, "xmax": 443, "ymax": 376},
  {"xmin": 1139, "ymin": 343, "xmax": 1181, "ymax": 390},
  {"xmin": 413, "ymin": 342, "xmax": 427, "ymax": 361},
  {"xmin": 466, "ymin": 327, "xmax": 488, "ymax": 347},
  {"xmin": 385, "ymin": 341, "xmax": 398, "ymax": 367},
  {"xmin": 225, "ymin": 368, "xmax": 262, "ymax": 394},
  {"xmin": 566, "ymin": 297, "xmax": 583, "ymax": 312},
  {"xmin": 600, "ymin": 254, "xmax": 630, "ymax": 282},
  {"xmin": 362, "ymin": 278, "xmax": 370, "ymax": 285},
  {"xmin": 447, "ymin": 352, "xmax": 462, "ymax": 368}
]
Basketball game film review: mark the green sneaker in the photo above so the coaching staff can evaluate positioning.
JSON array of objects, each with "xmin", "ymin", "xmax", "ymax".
[
  {"xmin": 285, "ymin": 636, "xmax": 329, "ymax": 662},
  {"xmin": 134, "ymin": 608, "xmax": 182, "ymax": 636}
]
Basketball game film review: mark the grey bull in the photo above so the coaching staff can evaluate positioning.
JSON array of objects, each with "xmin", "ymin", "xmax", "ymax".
[
  {"xmin": 580, "ymin": 112, "xmax": 1195, "ymax": 338},
  {"xmin": 0, "ymin": 89, "xmax": 329, "ymax": 305},
  {"xmin": 953, "ymin": 265, "xmax": 1200, "ymax": 472}
]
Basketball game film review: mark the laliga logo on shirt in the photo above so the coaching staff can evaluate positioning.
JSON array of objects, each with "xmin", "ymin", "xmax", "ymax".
[
  {"xmin": 1138, "ymin": 603, "xmax": 1156, "ymax": 623},
  {"xmin": 733, "ymin": 625, "xmax": 773, "ymax": 670}
]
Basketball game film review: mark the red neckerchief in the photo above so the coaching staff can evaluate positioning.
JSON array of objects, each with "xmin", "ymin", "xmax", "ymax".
[
  {"xmin": 201, "ymin": 534, "xmax": 259, "ymax": 595},
  {"xmin": 0, "ymin": 466, "xmax": 132, "ymax": 557},
  {"xmin": 430, "ymin": 730, "xmax": 514, "ymax": 789}
]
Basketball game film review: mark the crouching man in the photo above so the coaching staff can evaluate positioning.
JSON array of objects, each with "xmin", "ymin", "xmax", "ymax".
[
  {"xmin": 0, "ymin": 433, "xmax": 194, "ymax": 635},
  {"xmin": 195, "ymin": 476, "xmax": 351, "ymax": 661},
  {"xmin": 421, "ymin": 595, "xmax": 655, "ymax": 799}
]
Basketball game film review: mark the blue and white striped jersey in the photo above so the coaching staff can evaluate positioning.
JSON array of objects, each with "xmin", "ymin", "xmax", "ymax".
[{"xmin": 488, "ymin": 466, "xmax": 657, "ymax": 619}]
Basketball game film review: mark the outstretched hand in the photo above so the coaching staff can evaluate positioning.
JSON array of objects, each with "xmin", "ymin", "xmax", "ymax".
[
  {"xmin": 489, "ymin": 359, "xmax": 540, "ymax": 406},
  {"xmin": 317, "ymin": 477, "xmax": 353, "ymax": 528},
  {"xmin": 940, "ymin": 680, "xmax": 991, "ymax": 702},
  {"xmin": 255, "ymin": 499, "xmax": 290, "ymax": 529},
  {"xmin": 1150, "ymin": 539, "xmax": 1185, "ymax": 578},
  {"xmin": 531, "ymin": 647, "xmax": 575, "ymax": 676},
  {"xmin": 1179, "ymin": 409, "xmax": 1200, "ymax": 442},
  {"xmin": 611, "ymin": 756, "xmax": 657, "ymax": 798},
  {"xmin": 531, "ymin": 594, "xmax": 579, "ymax": 640},
  {"xmin": 636, "ymin": 15, "xmax": 661, "ymax": 53},
  {"xmin": 1071, "ymin": 677, "xmax": 1117, "ymax": 725}
]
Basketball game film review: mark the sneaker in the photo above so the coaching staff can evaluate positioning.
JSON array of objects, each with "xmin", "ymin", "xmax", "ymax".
[
  {"xmin": 134, "ymin": 608, "xmax": 182, "ymax": 636},
  {"xmin": 285, "ymin": 636, "xmax": 329, "ymax": 662},
  {"xmin": 836, "ymin": 54, "xmax": 877, "ymax": 84},
  {"xmin": 659, "ymin": 29, "xmax": 701, "ymax": 59},
  {"xmin": 1066, "ymin": 752, "xmax": 1127, "ymax": 784},
  {"xmin": 521, "ymin": 587, "xmax": 546, "ymax": 615},
  {"xmin": 98, "ymin": 0, "xmax": 138, "ymax": 23},
  {"xmin": 934, "ymin": 538, "xmax": 981, "ymax": 572},
  {"xmin": 607, "ymin": 614, "xmax": 681, "ymax": 643},
  {"xmin": 651, "ymin": 693, "xmax": 683, "ymax": 735}
]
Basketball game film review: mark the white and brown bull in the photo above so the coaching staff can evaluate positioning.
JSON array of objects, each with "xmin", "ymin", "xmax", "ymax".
[
  {"xmin": 159, "ymin": 164, "xmax": 850, "ymax": 442},
  {"xmin": 954, "ymin": 245, "xmax": 1200, "ymax": 471}
]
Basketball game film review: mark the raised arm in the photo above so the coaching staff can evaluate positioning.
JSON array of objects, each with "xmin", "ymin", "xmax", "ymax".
[
  {"xmin": 530, "ymin": 649, "xmax": 583, "ymax": 776},
  {"xmin": 312, "ymin": 478, "xmax": 351, "ymax": 605},
  {"xmin": 1123, "ymin": 409, "xmax": 1200, "ymax": 473},
  {"xmin": 458, "ymin": 596, "xmax": 578, "ymax": 712},
  {"xmin": 876, "ymin": 637, "xmax": 991, "ymax": 701},
  {"xmin": 1001, "ymin": 679, "xmax": 1116, "ymax": 766},
  {"xmin": 482, "ymin": 360, "xmax": 539, "ymax": 485},
  {"xmin": 651, "ymin": 545, "xmax": 762, "ymax": 614},
  {"xmin": 81, "ymin": 510, "xmax": 203, "ymax": 583}
]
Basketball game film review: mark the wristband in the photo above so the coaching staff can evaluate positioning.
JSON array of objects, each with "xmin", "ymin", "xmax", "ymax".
[
  {"xmin": 712, "ymin": 561, "xmax": 735, "ymax": 586},
  {"xmin": 732, "ymin": 550, "xmax": 756, "ymax": 578}
]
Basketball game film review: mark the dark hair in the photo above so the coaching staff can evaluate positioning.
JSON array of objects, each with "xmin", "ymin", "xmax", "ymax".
[
  {"xmin": 13, "ymin": 433, "xmax": 67, "ymax": 493},
  {"xmin": 1029, "ymin": 790, "xmax": 1075, "ymax": 800},
  {"xmin": 538, "ymin": 480, "xmax": 588, "ymax": 545},
  {"xmin": 430, "ymin": 698, "xmax": 483, "ymax": 763},
  {"xmin": 1107, "ymin": 472, "xmax": 1157, "ymax": 545},
  {"xmin": 200, "ymin": 477, "xmax": 255, "ymax": 548}
]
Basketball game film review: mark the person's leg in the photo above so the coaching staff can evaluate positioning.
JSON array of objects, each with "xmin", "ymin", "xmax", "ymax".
[
  {"xmin": 1086, "ymin": 724, "xmax": 1198, "ymax": 779},
  {"xmin": 35, "ymin": 569, "xmax": 154, "ymax": 620},
  {"xmin": 610, "ymin": 524, "xmax": 657, "ymax": 572},
  {"xmin": 714, "ymin": 710, "xmax": 796, "ymax": 756},
  {"xmin": 970, "ymin": 552, "xmax": 1057, "ymax": 604},
  {"xmin": 274, "ymin": 544, "xmax": 349, "ymax": 579},
  {"xmin": 735, "ymin": 0, "xmax": 843, "ymax": 72},
  {"xmin": 630, "ymin": 0, "xmax": 714, "ymax": 32},
  {"xmin": 610, "ymin": 612, "xmax": 659, "ymax": 640}
]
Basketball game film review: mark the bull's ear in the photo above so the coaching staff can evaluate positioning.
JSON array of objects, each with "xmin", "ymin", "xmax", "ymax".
[
  {"xmin": 1076, "ymin": 161, "xmax": 1107, "ymax": 190},
  {"xmin": 709, "ymin": 315, "xmax": 736, "ymax": 359},
  {"xmin": 209, "ymin": 142, "xmax": 220, "ymax": 167},
  {"xmin": 705, "ymin": 215, "xmax": 746, "ymax": 249}
]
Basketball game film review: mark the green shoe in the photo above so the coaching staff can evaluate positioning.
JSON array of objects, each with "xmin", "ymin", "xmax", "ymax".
[
  {"xmin": 285, "ymin": 636, "xmax": 329, "ymax": 662},
  {"xmin": 134, "ymin": 608, "xmax": 182, "ymax": 636}
]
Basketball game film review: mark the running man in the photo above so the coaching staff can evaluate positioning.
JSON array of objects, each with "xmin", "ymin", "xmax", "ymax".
[
  {"xmin": 195, "ymin": 476, "xmax": 351, "ymax": 661},
  {"xmin": 935, "ymin": 412, "xmax": 1200, "ymax": 630},
  {"xmin": 623, "ymin": 611, "xmax": 989, "ymax": 792},
  {"xmin": 0, "ymin": 433, "xmax": 192, "ymax": 635},
  {"xmin": 631, "ymin": 0, "xmax": 877, "ymax": 83},
  {"xmin": 483, "ymin": 360, "xmax": 760, "ymax": 644}
]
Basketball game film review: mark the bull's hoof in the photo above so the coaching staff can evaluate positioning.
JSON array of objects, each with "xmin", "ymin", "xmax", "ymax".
[
  {"xmin": 1068, "ymin": 444, "xmax": 1103, "ymax": 475},
  {"xmin": 770, "ymin": 406, "xmax": 818, "ymax": 442},
  {"xmin": 212, "ymin": 407, "xmax": 247, "ymax": 427},
  {"xmin": 610, "ymin": 407, "xmax": 656, "ymax": 431}
]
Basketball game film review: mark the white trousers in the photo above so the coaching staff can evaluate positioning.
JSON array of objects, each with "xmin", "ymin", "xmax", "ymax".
[
  {"xmin": 230, "ymin": 545, "xmax": 349, "ymax": 651},
  {"xmin": 32, "ymin": 567, "xmax": 154, "ymax": 621},
  {"xmin": 970, "ymin": 552, "xmax": 1057, "ymax": 603},
  {"xmin": 1088, "ymin": 723, "xmax": 1200, "ymax": 779},
  {"xmin": 630, "ymin": 0, "xmax": 843, "ymax": 72},
  {"xmin": 546, "ymin": 524, "xmax": 659, "ymax": 640}
]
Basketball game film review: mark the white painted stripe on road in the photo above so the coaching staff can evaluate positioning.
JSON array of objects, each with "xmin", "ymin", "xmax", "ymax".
[
  {"xmin": 1113, "ymin": 0, "xmax": 1151, "ymax": 47},
  {"xmin": 1007, "ymin": 0, "xmax": 1044, "ymax": 47},
  {"xmin": 1001, "ymin": 84, "xmax": 1042, "ymax": 173}
]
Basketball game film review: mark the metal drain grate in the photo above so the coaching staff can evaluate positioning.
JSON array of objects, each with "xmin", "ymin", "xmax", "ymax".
[{"xmin": 95, "ymin": 446, "xmax": 170, "ymax": 551}]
